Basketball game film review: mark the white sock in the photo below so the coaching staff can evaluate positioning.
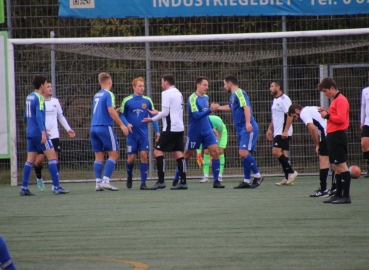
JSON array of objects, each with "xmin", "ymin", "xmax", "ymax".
[
  {"xmin": 254, "ymin": 173, "xmax": 261, "ymax": 178},
  {"xmin": 204, "ymin": 174, "xmax": 208, "ymax": 178},
  {"xmin": 243, "ymin": 179, "xmax": 250, "ymax": 183},
  {"xmin": 103, "ymin": 176, "xmax": 110, "ymax": 184},
  {"xmin": 96, "ymin": 178, "xmax": 101, "ymax": 184}
]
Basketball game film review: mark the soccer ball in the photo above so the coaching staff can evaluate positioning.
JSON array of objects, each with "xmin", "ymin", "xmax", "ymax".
[{"xmin": 349, "ymin": 165, "xmax": 361, "ymax": 179}]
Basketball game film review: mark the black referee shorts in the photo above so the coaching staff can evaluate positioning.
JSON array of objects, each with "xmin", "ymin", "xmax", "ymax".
[{"xmin": 326, "ymin": 131, "xmax": 347, "ymax": 165}]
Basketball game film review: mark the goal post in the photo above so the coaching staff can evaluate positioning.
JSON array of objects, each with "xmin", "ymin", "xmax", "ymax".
[{"xmin": 7, "ymin": 27, "xmax": 369, "ymax": 186}]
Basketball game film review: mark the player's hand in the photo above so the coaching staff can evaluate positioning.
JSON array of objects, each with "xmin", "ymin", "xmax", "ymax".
[
  {"xmin": 266, "ymin": 130, "xmax": 273, "ymax": 141},
  {"xmin": 210, "ymin": 103, "xmax": 219, "ymax": 111},
  {"xmin": 127, "ymin": 124, "xmax": 133, "ymax": 133},
  {"xmin": 142, "ymin": 118, "xmax": 153, "ymax": 123},
  {"xmin": 315, "ymin": 145, "xmax": 319, "ymax": 155},
  {"xmin": 197, "ymin": 153, "xmax": 203, "ymax": 168},
  {"xmin": 155, "ymin": 132, "xmax": 160, "ymax": 143},
  {"xmin": 41, "ymin": 132, "xmax": 46, "ymax": 144},
  {"xmin": 46, "ymin": 130, "xmax": 52, "ymax": 137},
  {"xmin": 318, "ymin": 107, "xmax": 327, "ymax": 118},
  {"xmin": 213, "ymin": 129, "xmax": 219, "ymax": 137},
  {"xmin": 121, "ymin": 125, "xmax": 128, "ymax": 136},
  {"xmin": 68, "ymin": 129, "xmax": 76, "ymax": 138},
  {"xmin": 148, "ymin": 109, "xmax": 159, "ymax": 115},
  {"xmin": 281, "ymin": 131, "xmax": 288, "ymax": 139},
  {"xmin": 246, "ymin": 123, "xmax": 253, "ymax": 133},
  {"xmin": 115, "ymin": 107, "xmax": 121, "ymax": 113},
  {"xmin": 360, "ymin": 123, "xmax": 364, "ymax": 130}
]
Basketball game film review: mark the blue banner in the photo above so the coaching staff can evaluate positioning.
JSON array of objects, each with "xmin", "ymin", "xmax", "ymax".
[{"xmin": 59, "ymin": 0, "xmax": 369, "ymax": 18}]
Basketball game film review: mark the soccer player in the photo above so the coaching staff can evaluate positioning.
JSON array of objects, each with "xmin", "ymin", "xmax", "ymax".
[
  {"xmin": 214, "ymin": 74, "xmax": 263, "ymax": 189},
  {"xmin": 142, "ymin": 74, "xmax": 186, "ymax": 190},
  {"xmin": 318, "ymin": 77, "xmax": 352, "ymax": 204},
  {"xmin": 33, "ymin": 82, "xmax": 75, "ymax": 191},
  {"xmin": 91, "ymin": 73, "xmax": 128, "ymax": 191},
  {"xmin": 197, "ymin": 114, "xmax": 228, "ymax": 183},
  {"xmin": 360, "ymin": 83, "xmax": 369, "ymax": 177},
  {"xmin": 182, "ymin": 76, "xmax": 224, "ymax": 189},
  {"xmin": 288, "ymin": 104, "xmax": 337, "ymax": 197},
  {"xmin": 266, "ymin": 80, "xmax": 298, "ymax": 186},
  {"xmin": 120, "ymin": 77, "xmax": 160, "ymax": 190},
  {"xmin": 20, "ymin": 75, "xmax": 69, "ymax": 195},
  {"xmin": 0, "ymin": 236, "xmax": 16, "ymax": 270}
]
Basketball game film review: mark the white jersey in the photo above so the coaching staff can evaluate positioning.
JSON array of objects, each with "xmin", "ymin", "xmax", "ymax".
[
  {"xmin": 271, "ymin": 94, "xmax": 293, "ymax": 136},
  {"xmin": 159, "ymin": 86, "xmax": 184, "ymax": 132},
  {"xmin": 361, "ymin": 87, "xmax": 369, "ymax": 125},
  {"xmin": 45, "ymin": 97, "xmax": 71, "ymax": 139},
  {"xmin": 299, "ymin": 106, "xmax": 327, "ymax": 141}
]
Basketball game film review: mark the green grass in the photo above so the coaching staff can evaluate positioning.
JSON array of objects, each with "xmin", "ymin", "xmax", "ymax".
[{"xmin": 1, "ymin": 176, "xmax": 369, "ymax": 270}]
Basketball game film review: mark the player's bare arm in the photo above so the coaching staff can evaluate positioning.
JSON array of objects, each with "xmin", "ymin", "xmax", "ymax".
[
  {"xmin": 243, "ymin": 106, "xmax": 252, "ymax": 133},
  {"xmin": 266, "ymin": 122, "xmax": 273, "ymax": 141},
  {"xmin": 282, "ymin": 114, "xmax": 293, "ymax": 139},
  {"xmin": 108, "ymin": 106, "xmax": 128, "ymax": 136}
]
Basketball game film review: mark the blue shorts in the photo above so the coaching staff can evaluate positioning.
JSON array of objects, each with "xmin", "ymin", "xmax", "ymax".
[
  {"xmin": 238, "ymin": 126, "xmax": 259, "ymax": 152},
  {"xmin": 27, "ymin": 135, "xmax": 54, "ymax": 152},
  {"xmin": 90, "ymin": 126, "xmax": 119, "ymax": 152},
  {"xmin": 126, "ymin": 135, "xmax": 150, "ymax": 154},
  {"xmin": 185, "ymin": 131, "xmax": 218, "ymax": 150}
]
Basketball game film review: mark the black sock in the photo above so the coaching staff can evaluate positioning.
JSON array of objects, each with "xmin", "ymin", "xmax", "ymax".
[
  {"xmin": 335, "ymin": 174, "xmax": 343, "ymax": 197},
  {"xmin": 278, "ymin": 155, "xmax": 294, "ymax": 176},
  {"xmin": 319, "ymin": 168, "xmax": 329, "ymax": 191},
  {"xmin": 34, "ymin": 165, "xmax": 43, "ymax": 179},
  {"xmin": 156, "ymin": 156, "xmax": 165, "ymax": 183},
  {"xmin": 57, "ymin": 163, "xmax": 60, "ymax": 172},
  {"xmin": 364, "ymin": 151, "xmax": 369, "ymax": 171},
  {"xmin": 177, "ymin": 157, "xmax": 187, "ymax": 184},
  {"xmin": 341, "ymin": 171, "xmax": 351, "ymax": 198},
  {"xmin": 331, "ymin": 171, "xmax": 336, "ymax": 190}
]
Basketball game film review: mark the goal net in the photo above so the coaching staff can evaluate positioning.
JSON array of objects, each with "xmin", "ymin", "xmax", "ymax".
[{"xmin": 7, "ymin": 28, "xmax": 369, "ymax": 185}]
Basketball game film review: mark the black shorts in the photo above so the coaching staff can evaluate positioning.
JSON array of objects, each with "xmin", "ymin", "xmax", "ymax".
[
  {"xmin": 37, "ymin": 138, "xmax": 61, "ymax": 154},
  {"xmin": 318, "ymin": 139, "xmax": 329, "ymax": 156},
  {"xmin": 361, "ymin": 125, "xmax": 369, "ymax": 138},
  {"xmin": 273, "ymin": 135, "xmax": 291, "ymax": 151},
  {"xmin": 326, "ymin": 131, "xmax": 347, "ymax": 165},
  {"xmin": 155, "ymin": 131, "xmax": 184, "ymax": 152}
]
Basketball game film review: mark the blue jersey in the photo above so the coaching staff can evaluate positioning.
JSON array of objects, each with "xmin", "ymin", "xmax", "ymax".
[
  {"xmin": 120, "ymin": 94, "xmax": 159, "ymax": 137},
  {"xmin": 187, "ymin": 93, "xmax": 212, "ymax": 135},
  {"xmin": 91, "ymin": 89, "xmax": 115, "ymax": 126},
  {"xmin": 229, "ymin": 88, "xmax": 257, "ymax": 133},
  {"xmin": 25, "ymin": 91, "xmax": 46, "ymax": 137}
]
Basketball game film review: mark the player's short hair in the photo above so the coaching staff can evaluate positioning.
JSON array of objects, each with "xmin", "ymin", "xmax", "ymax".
[
  {"xmin": 132, "ymin": 77, "xmax": 145, "ymax": 88},
  {"xmin": 224, "ymin": 74, "xmax": 238, "ymax": 86},
  {"xmin": 318, "ymin": 77, "xmax": 337, "ymax": 91},
  {"xmin": 162, "ymin": 74, "xmax": 175, "ymax": 86},
  {"xmin": 272, "ymin": 80, "xmax": 283, "ymax": 90},
  {"xmin": 32, "ymin": 75, "xmax": 48, "ymax": 90},
  {"xmin": 195, "ymin": 76, "xmax": 208, "ymax": 86},
  {"xmin": 288, "ymin": 103, "xmax": 303, "ymax": 116},
  {"xmin": 98, "ymin": 73, "xmax": 111, "ymax": 85}
]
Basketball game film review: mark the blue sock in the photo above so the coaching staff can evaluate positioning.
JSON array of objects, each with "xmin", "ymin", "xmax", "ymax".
[
  {"xmin": 244, "ymin": 154, "xmax": 259, "ymax": 174},
  {"xmin": 94, "ymin": 161, "xmax": 103, "ymax": 179},
  {"xmin": 0, "ymin": 236, "xmax": 16, "ymax": 270},
  {"xmin": 126, "ymin": 161, "xmax": 134, "ymax": 178},
  {"xmin": 242, "ymin": 157, "xmax": 251, "ymax": 180},
  {"xmin": 104, "ymin": 158, "xmax": 116, "ymax": 178},
  {"xmin": 173, "ymin": 167, "xmax": 180, "ymax": 180},
  {"xmin": 140, "ymin": 163, "xmax": 148, "ymax": 184},
  {"xmin": 21, "ymin": 162, "xmax": 33, "ymax": 188},
  {"xmin": 48, "ymin": 159, "xmax": 59, "ymax": 188},
  {"xmin": 211, "ymin": 159, "xmax": 220, "ymax": 182}
]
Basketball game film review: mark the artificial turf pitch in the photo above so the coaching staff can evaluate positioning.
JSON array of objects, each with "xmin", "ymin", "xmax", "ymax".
[{"xmin": 1, "ymin": 176, "xmax": 369, "ymax": 270}]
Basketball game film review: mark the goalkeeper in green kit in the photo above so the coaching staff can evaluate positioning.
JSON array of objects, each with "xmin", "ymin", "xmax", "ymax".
[{"xmin": 197, "ymin": 115, "xmax": 228, "ymax": 182}]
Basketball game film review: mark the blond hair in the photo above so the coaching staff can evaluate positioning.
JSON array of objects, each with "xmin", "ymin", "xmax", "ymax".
[{"xmin": 98, "ymin": 73, "xmax": 111, "ymax": 85}]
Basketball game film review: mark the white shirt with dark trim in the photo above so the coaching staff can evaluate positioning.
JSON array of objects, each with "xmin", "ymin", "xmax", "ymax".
[
  {"xmin": 160, "ymin": 86, "xmax": 184, "ymax": 132},
  {"xmin": 271, "ymin": 94, "xmax": 293, "ymax": 136},
  {"xmin": 299, "ymin": 106, "xmax": 327, "ymax": 140},
  {"xmin": 361, "ymin": 86, "xmax": 369, "ymax": 125},
  {"xmin": 45, "ymin": 97, "xmax": 71, "ymax": 139}
]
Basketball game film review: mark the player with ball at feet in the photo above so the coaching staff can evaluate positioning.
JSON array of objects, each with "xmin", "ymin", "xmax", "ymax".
[{"xmin": 318, "ymin": 77, "xmax": 352, "ymax": 204}]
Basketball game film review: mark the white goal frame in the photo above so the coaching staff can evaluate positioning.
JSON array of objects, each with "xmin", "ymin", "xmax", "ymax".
[{"xmin": 7, "ymin": 28, "xmax": 369, "ymax": 186}]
